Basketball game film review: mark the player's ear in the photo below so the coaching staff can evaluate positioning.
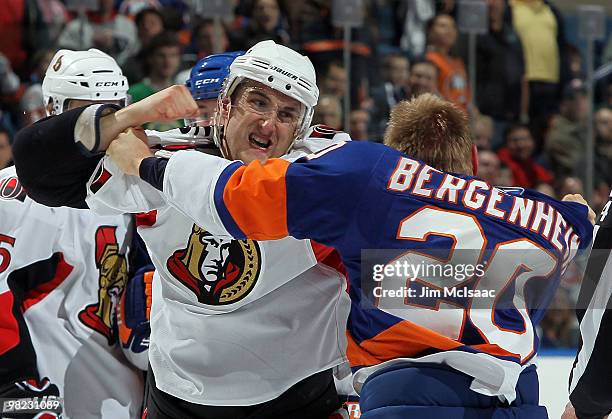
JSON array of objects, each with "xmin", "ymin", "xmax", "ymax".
[
  {"xmin": 46, "ymin": 100, "xmax": 55, "ymax": 116},
  {"xmin": 471, "ymin": 144, "xmax": 478, "ymax": 177}
]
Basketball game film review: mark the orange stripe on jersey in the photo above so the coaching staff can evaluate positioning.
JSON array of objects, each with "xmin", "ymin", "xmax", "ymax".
[
  {"xmin": 471, "ymin": 343, "xmax": 521, "ymax": 360},
  {"xmin": 223, "ymin": 159, "xmax": 291, "ymax": 240},
  {"xmin": 347, "ymin": 320, "xmax": 463, "ymax": 367},
  {"xmin": 346, "ymin": 332, "xmax": 383, "ymax": 366}
]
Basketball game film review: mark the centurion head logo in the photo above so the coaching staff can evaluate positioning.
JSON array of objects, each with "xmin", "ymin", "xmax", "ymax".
[
  {"xmin": 78, "ymin": 226, "xmax": 127, "ymax": 344},
  {"xmin": 167, "ymin": 224, "xmax": 261, "ymax": 305}
]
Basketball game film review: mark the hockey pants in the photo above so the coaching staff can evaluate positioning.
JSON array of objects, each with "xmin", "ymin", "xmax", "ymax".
[{"xmin": 359, "ymin": 363, "xmax": 548, "ymax": 419}]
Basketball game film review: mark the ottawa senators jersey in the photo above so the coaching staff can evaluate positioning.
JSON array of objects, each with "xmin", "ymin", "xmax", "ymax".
[
  {"xmin": 0, "ymin": 166, "xmax": 143, "ymax": 418},
  {"xmin": 150, "ymin": 140, "xmax": 593, "ymax": 403},
  {"xmin": 84, "ymin": 127, "xmax": 352, "ymax": 406}
]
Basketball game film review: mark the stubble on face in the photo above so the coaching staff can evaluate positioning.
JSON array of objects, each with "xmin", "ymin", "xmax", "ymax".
[{"xmin": 223, "ymin": 82, "xmax": 303, "ymax": 163}]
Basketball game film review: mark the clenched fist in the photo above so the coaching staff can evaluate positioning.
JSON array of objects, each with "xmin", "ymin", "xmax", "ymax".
[
  {"xmin": 97, "ymin": 85, "xmax": 201, "ymax": 151},
  {"xmin": 562, "ymin": 194, "xmax": 596, "ymax": 225},
  {"xmin": 107, "ymin": 128, "xmax": 153, "ymax": 176}
]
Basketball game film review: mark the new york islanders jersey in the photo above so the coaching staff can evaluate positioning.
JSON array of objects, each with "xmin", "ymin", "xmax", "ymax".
[
  {"xmin": 84, "ymin": 127, "xmax": 352, "ymax": 405},
  {"xmin": 150, "ymin": 140, "xmax": 593, "ymax": 403},
  {"xmin": 0, "ymin": 166, "xmax": 143, "ymax": 418}
]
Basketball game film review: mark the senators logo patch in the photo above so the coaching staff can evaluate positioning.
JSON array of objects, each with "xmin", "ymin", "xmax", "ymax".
[
  {"xmin": 79, "ymin": 226, "xmax": 127, "ymax": 344},
  {"xmin": 0, "ymin": 176, "xmax": 26, "ymax": 202},
  {"xmin": 167, "ymin": 224, "xmax": 261, "ymax": 305}
]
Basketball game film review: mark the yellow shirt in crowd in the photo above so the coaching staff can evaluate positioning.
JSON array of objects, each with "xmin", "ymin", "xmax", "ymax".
[{"xmin": 511, "ymin": 0, "xmax": 559, "ymax": 83}]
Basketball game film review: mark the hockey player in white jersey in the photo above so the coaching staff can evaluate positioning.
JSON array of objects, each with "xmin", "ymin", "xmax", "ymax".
[
  {"xmin": 0, "ymin": 49, "xmax": 145, "ymax": 418},
  {"xmin": 13, "ymin": 41, "xmax": 353, "ymax": 419}
]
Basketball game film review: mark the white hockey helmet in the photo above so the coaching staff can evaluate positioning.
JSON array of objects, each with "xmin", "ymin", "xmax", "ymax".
[
  {"xmin": 42, "ymin": 49, "xmax": 129, "ymax": 116},
  {"xmin": 215, "ymin": 40, "xmax": 319, "ymax": 148}
]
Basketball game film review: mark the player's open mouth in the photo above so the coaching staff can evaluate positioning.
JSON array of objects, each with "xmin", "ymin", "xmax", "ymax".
[{"xmin": 249, "ymin": 134, "xmax": 272, "ymax": 150}]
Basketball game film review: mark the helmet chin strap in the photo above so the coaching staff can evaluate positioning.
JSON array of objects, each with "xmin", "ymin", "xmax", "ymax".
[
  {"xmin": 219, "ymin": 103, "xmax": 235, "ymax": 161},
  {"xmin": 220, "ymin": 128, "xmax": 233, "ymax": 160}
]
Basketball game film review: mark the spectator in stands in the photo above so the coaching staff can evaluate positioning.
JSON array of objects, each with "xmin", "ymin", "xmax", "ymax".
[
  {"xmin": 136, "ymin": 8, "xmax": 166, "ymax": 53},
  {"xmin": 0, "ymin": 52, "xmax": 24, "ymax": 130},
  {"xmin": 558, "ymin": 176, "xmax": 584, "ymax": 198},
  {"xmin": 128, "ymin": 31, "xmax": 182, "ymax": 130},
  {"xmin": 593, "ymin": 107, "xmax": 612, "ymax": 187},
  {"xmin": 539, "ymin": 287, "xmax": 579, "ymax": 348},
  {"xmin": 392, "ymin": 0, "xmax": 436, "ymax": 57},
  {"xmin": 545, "ymin": 80, "xmax": 588, "ymax": 180},
  {"xmin": 472, "ymin": 114, "xmax": 494, "ymax": 151},
  {"xmin": 19, "ymin": 85, "xmax": 45, "ymax": 127},
  {"xmin": 123, "ymin": 8, "xmax": 166, "ymax": 84},
  {"xmin": 233, "ymin": 0, "xmax": 290, "ymax": 50},
  {"xmin": 27, "ymin": 49, "xmax": 55, "ymax": 85},
  {"xmin": 349, "ymin": 109, "xmax": 370, "ymax": 141},
  {"xmin": 510, "ymin": 0, "xmax": 570, "ymax": 146},
  {"xmin": 313, "ymin": 94, "xmax": 342, "ymax": 130},
  {"xmin": 35, "ymin": 0, "xmax": 70, "ymax": 47},
  {"xmin": 57, "ymin": 0, "xmax": 137, "ymax": 64},
  {"xmin": 535, "ymin": 182, "xmax": 556, "ymax": 198},
  {"xmin": 0, "ymin": 53, "xmax": 20, "ymax": 98},
  {"xmin": 0, "ymin": 127, "xmax": 11, "ymax": 170},
  {"xmin": 567, "ymin": 44, "xmax": 583, "ymax": 80},
  {"xmin": 57, "ymin": 0, "xmax": 137, "ymax": 65},
  {"xmin": 184, "ymin": 19, "xmax": 229, "ymax": 66},
  {"xmin": 476, "ymin": 0, "xmax": 524, "ymax": 126},
  {"xmin": 0, "ymin": 110, "xmax": 15, "ymax": 141},
  {"xmin": 408, "ymin": 58, "xmax": 438, "ymax": 98},
  {"xmin": 425, "ymin": 14, "xmax": 470, "ymax": 111},
  {"xmin": 437, "ymin": 0, "xmax": 457, "ymax": 14},
  {"xmin": 320, "ymin": 60, "xmax": 347, "ymax": 100},
  {"xmin": 17, "ymin": 50, "xmax": 53, "ymax": 129},
  {"xmin": 477, "ymin": 150, "xmax": 501, "ymax": 185},
  {"xmin": 118, "ymin": 0, "xmax": 162, "ymax": 17},
  {"xmin": 370, "ymin": 53, "xmax": 410, "ymax": 139},
  {"xmin": 497, "ymin": 123, "xmax": 553, "ymax": 188},
  {"xmin": 0, "ymin": 0, "xmax": 58, "ymax": 75},
  {"xmin": 497, "ymin": 164, "xmax": 513, "ymax": 186},
  {"xmin": 572, "ymin": 107, "xmax": 612, "ymax": 213},
  {"xmin": 297, "ymin": 0, "xmax": 374, "ymax": 109}
]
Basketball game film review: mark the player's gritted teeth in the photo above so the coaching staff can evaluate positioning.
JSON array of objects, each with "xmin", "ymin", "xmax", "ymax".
[{"xmin": 249, "ymin": 134, "xmax": 272, "ymax": 150}]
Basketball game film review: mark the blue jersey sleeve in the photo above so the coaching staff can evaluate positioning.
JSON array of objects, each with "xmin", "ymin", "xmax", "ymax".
[{"xmin": 212, "ymin": 141, "xmax": 387, "ymax": 247}]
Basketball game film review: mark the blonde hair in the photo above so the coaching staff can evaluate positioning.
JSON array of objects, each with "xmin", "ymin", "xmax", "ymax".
[{"xmin": 383, "ymin": 93, "xmax": 473, "ymax": 174}]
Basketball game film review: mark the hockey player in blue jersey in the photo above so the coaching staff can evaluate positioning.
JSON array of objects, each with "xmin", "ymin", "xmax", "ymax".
[{"xmin": 102, "ymin": 92, "xmax": 594, "ymax": 419}]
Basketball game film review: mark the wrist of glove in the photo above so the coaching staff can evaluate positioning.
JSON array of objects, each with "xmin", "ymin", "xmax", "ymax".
[
  {"xmin": 0, "ymin": 377, "xmax": 61, "ymax": 418},
  {"xmin": 116, "ymin": 264, "xmax": 154, "ymax": 370}
]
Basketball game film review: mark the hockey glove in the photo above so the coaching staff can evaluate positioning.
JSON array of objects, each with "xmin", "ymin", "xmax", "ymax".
[{"xmin": 116, "ymin": 264, "xmax": 154, "ymax": 370}]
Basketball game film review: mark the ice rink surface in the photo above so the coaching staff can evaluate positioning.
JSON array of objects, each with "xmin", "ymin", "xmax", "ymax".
[{"xmin": 538, "ymin": 352, "xmax": 576, "ymax": 419}]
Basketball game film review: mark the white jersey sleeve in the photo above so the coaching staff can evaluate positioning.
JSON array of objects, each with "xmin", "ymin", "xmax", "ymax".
[
  {"xmin": 159, "ymin": 126, "xmax": 352, "ymax": 237},
  {"xmin": 85, "ymin": 125, "xmax": 219, "ymax": 216},
  {"xmin": 85, "ymin": 156, "xmax": 167, "ymax": 215}
]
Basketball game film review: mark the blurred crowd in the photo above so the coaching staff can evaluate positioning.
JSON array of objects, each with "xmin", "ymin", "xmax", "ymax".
[{"xmin": 1, "ymin": 0, "xmax": 611, "ymax": 349}]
